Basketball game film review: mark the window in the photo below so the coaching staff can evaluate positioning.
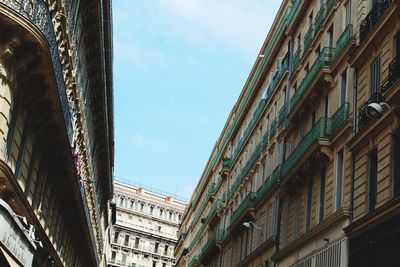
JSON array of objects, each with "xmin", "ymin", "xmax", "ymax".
[
  {"xmin": 308, "ymin": 11, "xmax": 313, "ymax": 28},
  {"xmin": 340, "ymin": 69, "xmax": 348, "ymax": 105},
  {"xmin": 153, "ymin": 261, "xmax": 157, "ymax": 267},
  {"xmin": 371, "ymin": 56, "xmax": 381, "ymax": 95},
  {"xmin": 164, "ymin": 245, "xmax": 169, "ymax": 256},
  {"xmin": 160, "ymin": 209, "xmax": 163, "ymax": 217},
  {"xmin": 395, "ymin": 31, "xmax": 400, "ymax": 57},
  {"xmin": 311, "ymin": 111, "xmax": 317, "ymax": 126},
  {"xmin": 134, "ymin": 237, "xmax": 140, "ymax": 249},
  {"xmin": 150, "ymin": 206, "xmax": 154, "ymax": 214},
  {"xmin": 297, "ymin": 33, "xmax": 301, "ymax": 50},
  {"xmin": 294, "ymin": 191, "xmax": 302, "ymax": 237},
  {"xmin": 319, "ymin": 170, "xmax": 326, "ymax": 222},
  {"xmin": 169, "ymin": 211, "xmax": 173, "ymax": 220},
  {"xmin": 393, "ymin": 132, "xmax": 400, "ymax": 197},
  {"xmin": 324, "ymin": 95, "xmax": 329, "ymax": 118},
  {"xmin": 368, "ymin": 148, "xmax": 378, "ymax": 212},
  {"xmin": 155, "ymin": 242, "xmax": 159, "ymax": 253},
  {"xmin": 113, "ymin": 232, "xmax": 119, "ymax": 243},
  {"xmin": 328, "ymin": 25, "xmax": 334, "ymax": 48},
  {"xmin": 282, "ymin": 202, "xmax": 289, "ymax": 246},
  {"xmin": 344, "ymin": 1, "xmax": 351, "ymax": 26},
  {"xmin": 305, "ymin": 178, "xmax": 313, "ymax": 230},
  {"xmin": 124, "ymin": 235, "xmax": 129, "ymax": 246},
  {"xmin": 335, "ymin": 150, "xmax": 344, "ymax": 210},
  {"xmin": 111, "ymin": 251, "xmax": 116, "ymax": 260},
  {"xmin": 140, "ymin": 203, "xmax": 144, "ymax": 212},
  {"xmin": 122, "ymin": 254, "xmax": 127, "ymax": 265}
]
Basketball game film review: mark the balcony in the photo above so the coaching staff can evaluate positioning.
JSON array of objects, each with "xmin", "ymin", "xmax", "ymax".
[
  {"xmin": 229, "ymin": 192, "xmax": 257, "ymax": 230},
  {"xmin": 304, "ymin": 25, "xmax": 314, "ymax": 52},
  {"xmin": 292, "ymin": 47, "xmax": 301, "ymax": 73},
  {"xmin": 334, "ymin": 24, "xmax": 353, "ymax": 61},
  {"xmin": 382, "ymin": 56, "xmax": 400, "ymax": 95},
  {"xmin": 289, "ymin": 47, "xmax": 334, "ymax": 120},
  {"xmin": 331, "ymin": 102, "xmax": 350, "ymax": 137},
  {"xmin": 199, "ymin": 230, "xmax": 224, "ymax": 261},
  {"xmin": 269, "ymin": 118, "xmax": 277, "ymax": 140},
  {"xmin": 314, "ymin": 4, "xmax": 326, "ymax": 33},
  {"xmin": 220, "ymin": 157, "xmax": 231, "ymax": 178},
  {"xmin": 262, "ymin": 130, "xmax": 269, "ymax": 150},
  {"xmin": 278, "ymin": 105, "xmax": 287, "ymax": 126},
  {"xmin": 256, "ymin": 167, "xmax": 281, "ymax": 204},
  {"xmin": 326, "ymin": 0, "xmax": 335, "ymax": 14},
  {"xmin": 227, "ymin": 143, "xmax": 262, "ymax": 200},
  {"xmin": 358, "ymin": 93, "xmax": 384, "ymax": 128},
  {"xmin": 206, "ymin": 199, "xmax": 223, "ymax": 226},
  {"xmin": 281, "ymin": 118, "xmax": 331, "ymax": 179},
  {"xmin": 188, "ymin": 257, "xmax": 200, "ymax": 267},
  {"xmin": 359, "ymin": 0, "xmax": 391, "ymax": 43}
]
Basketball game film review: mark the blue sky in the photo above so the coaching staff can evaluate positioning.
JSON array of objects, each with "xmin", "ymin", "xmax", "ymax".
[{"xmin": 113, "ymin": 0, "xmax": 281, "ymax": 200}]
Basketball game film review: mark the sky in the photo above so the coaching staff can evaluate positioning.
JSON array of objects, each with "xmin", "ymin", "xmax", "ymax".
[{"xmin": 113, "ymin": 0, "xmax": 281, "ymax": 200}]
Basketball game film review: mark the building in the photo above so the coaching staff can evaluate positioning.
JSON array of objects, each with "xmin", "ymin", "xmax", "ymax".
[
  {"xmin": 175, "ymin": 0, "xmax": 400, "ymax": 266},
  {"xmin": 108, "ymin": 179, "xmax": 187, "ymax": 267},
  {"xmin": 0, "ymin": 0, "xmax": 113, "ymax": 266}
]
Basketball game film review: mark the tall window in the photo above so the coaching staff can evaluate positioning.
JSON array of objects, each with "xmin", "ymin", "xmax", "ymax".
[
  {"xmin": 324, "ymin": 95, "xmax": 329, "ymax": 118},
  {"xmin": 328, "ymin": 25, "xmax": 334, "ymax": 48},
  {"xmin": 344, "ymin": 1, "xmax": 351, "ymax": 26},
  {"xmin": 305, "ymin": 178, "xmax": 313, "ymax": 230},
  {"xmin": 294, "ymin": 191, "xmax": 302, "ymax": 237},
  {"xmin": 393, "ymin": 132, "xmax": 400, "ymax": 197},
  {"xmin": 368, "ymin": 148, "xmax": 378, "ymax": 212},
  {"xmin": 340, "ymin": 69, "xmax": 348, "ymax": 105},
  {"xmin": 282, "ymin": 202, "xmax": 289, "ymax": 246},
  {"xmin": 308, "ymin": 11, "xmax": 313, "ymax": 28},
  {"xmin": 336, "ymin": 150, "xmax": 344, "ymax": 210},
  {"xmin": 371, "ymin": 57, "xmax": 381, "ymax": 95},
  {"xmin": 311, "ymin": 111, "xmax": 317, "ymax": 126},
  {"xmin": 395, "ymin": 32, "xmax": 400, "ymax": 57},
  {"xmin": 319, "ymin": 170, "xmax": 326, "ymax": 222}
]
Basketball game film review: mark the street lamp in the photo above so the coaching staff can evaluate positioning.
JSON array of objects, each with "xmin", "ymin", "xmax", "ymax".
[{"xmin": 242, "ymin": 221, "xmax": 261, "ymax": 230}]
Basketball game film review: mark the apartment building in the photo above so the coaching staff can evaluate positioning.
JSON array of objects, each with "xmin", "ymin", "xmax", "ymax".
[
  {"xmin": 0, "ymin": 0, "xmax": 113, "ymax": 266},
  {"xmin": 175, "ymin": 0, "xmax": 400, "ymax": 266},
  {"xmin": 108, "ymin": 179, "xmax": 186, "ymax": 267}
]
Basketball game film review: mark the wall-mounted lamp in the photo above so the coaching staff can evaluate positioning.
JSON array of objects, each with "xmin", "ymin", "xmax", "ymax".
[
  {"xmin": 13, "ymin": 213, "xmax": 28, "ymax": 225},
  {"xmin": 365, "ymin": 101, "xmax": 392, "ymax": 119},
  {"xmin": 242, "ymin": 221, "xmax": 261, "ymax": 230}
]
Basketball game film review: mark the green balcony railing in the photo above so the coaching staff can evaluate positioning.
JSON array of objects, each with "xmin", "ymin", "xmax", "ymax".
[
  {"xmin": 334, "ymin": 24, "xmax": 353, "ymax": 60},
  {"xmin": 290, "ymin": 47, "xmax": 334, "ymax": 111},
  {"xmin": 228, "ymin": 143, "xmax": 262, "ymax": 200},
  {"xmin": 287, "ymin": 0, "xmax": 301, "ymax": 23},
  {"xmin": 292, "ymin": 47, "xmax": 301, "ymax": 72},
  {"xmin": 230, "ymin": 192, "xmax": 256, "ymax": 227},
  {"xmin": 201, "ymin": 230, "xmax": 224, "ymax": 257},
  {"xmin": 315, "ymin": 4, "xmax": 326, "ymax": 33},
  {"xmin": 304, "ymin": 25, "xmax": 314, "ymax": 52},
  {"xmin": 271, "ymin": 165, "xmax": 282, "ymax": 183},
  {"xmin": 278, "ymin": 105, "xmax": 286, "ymax": 126},
  {"xmin": 188, "ymin": 257, "xmax": 200, "ymax": 267},
  {"xmin": 206, "ymin": 199, "xmax": 222, "ymax": 224},
  {"xmin": 262, "ymin": 130, "xmax": 269, "ymax": 150},
  {"xmin": 331, "ymin": 102, "xmax": 349, "ymax": 136},
  {"xmin": 189, "ymin": 223, "xmax": 206, "ymax": 251},
  {"xmin": 326, "ymin": 0, "xmax": 335, "ymax": 13},
  {"xmin": 281, "ymin": 118, "xmax": 331, "ymax": 177},
  {"xmin": 269, "ymin": 118, "xmax": 277, "ymax": 140}
]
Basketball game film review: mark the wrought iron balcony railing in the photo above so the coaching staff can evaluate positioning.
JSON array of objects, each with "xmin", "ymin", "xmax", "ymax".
[
  {"xmin": 290, "ymin": 47, "xmax": 334, "ymax": 111},
  {"xmin": 359, "ymin": 0, "xmax": 392, "ymax": 42},
  {"xmin": 326, "ymin": 0, "xmax": 335, "ymax": 13},
  {"xmin": 382, "ymin": 56, "xmax": 400, "ymax": 94},
  {"xmin": 292, "ymin": 47, "xmax": 301, "ymax": 73},
  {"xmin": 331, "ymin": 102, "xmax": 349, "ymax": 136},
  {"xmin": 281, "ymin": 118, "xmax": 331, "ymax": 177},
  {"xmin": 200, "ymin": 229, "xmax": 224, "ymax": 257},
  {"xmin": 269, "ymin": 118, "xmax": 278, "ymax": 140},
  {"xmin": 229, "ymin": 192, "xmax": 256, "ymax": 227},
  {"xmin": 334, "ymin": 24, "xmax": 353, "ymax": 60},
  {"xmin": 304, "ymin": 25, "xmax": 314, "ymax": 52},
  {"xmin": 358, "ymin": 92, "xmax": 384, "ymax": 128}
]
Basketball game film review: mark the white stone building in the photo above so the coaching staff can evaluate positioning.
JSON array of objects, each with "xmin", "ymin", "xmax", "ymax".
[{"xmin": 108, "ymin": 179, "xmax": 187, "ymax": 267}]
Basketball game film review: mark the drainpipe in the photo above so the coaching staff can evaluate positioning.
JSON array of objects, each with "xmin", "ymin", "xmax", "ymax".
[
  {"xmin": 350, "ymin": 152, "xmax": 355, "ymax": 223},
  {"xmin": 353, "ymin": 69, "xmax": 358, "ymax": 136},
  {"xmin": 274, "ymin": 197, "xmax": 281, "ymax": 267}
]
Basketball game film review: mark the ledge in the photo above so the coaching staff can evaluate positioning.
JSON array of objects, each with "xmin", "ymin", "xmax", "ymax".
[{"xmin": 272, "ymin": 207, "xmax": 349, "ymax": 262}]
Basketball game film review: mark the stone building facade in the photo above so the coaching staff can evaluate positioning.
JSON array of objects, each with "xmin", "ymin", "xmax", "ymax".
[
  {"xmin": 175, "ymin": 0, "xmax": 400, "ymax": 266},
  {"xmin": 0, "ymin": 0, "xmax": 113, "ymax": 266},
  {"xmin": 108, "ymin": 179, "xmax": 186, "ymax": 267}
]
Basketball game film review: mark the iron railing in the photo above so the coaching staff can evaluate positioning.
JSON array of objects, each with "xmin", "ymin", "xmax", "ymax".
[
  {"xmin": 359, "ymin": 0, "xmax": 392, "ymax": 42},
  {"xmin": 269, "ymin": 118, "xmax": 278, "ymax": 140},
  {"xmin": 326, "ymin": 0, "xmax": 335, "ymax": 13},
  {"xmin": 331, "ymin": 102, "xmax": 349, "ymax": 136},
  {"xmin": 290, "ymin": 47, "xmax": 334, "ymax": 110},
  {"xmin": 335, "ymin": 24, "xmax": 353, "ymax": 60},
  {"xmin": 381, "ymin": 56, "xmax": 400, "ymax": 94},
  {"xmin": 304, "ymin": 25, "xmax": 315, "ymax": 52},
  {"xmin": 278, "ymin": 105, "xmax": 287, "ymax": 126},
  {"xmin": 229, "ymin": 192, "xmax": 256, "ymax": 227},
  {"xmin": 281, "ymin": 118, "xmax": 331, "ymax": 177}
]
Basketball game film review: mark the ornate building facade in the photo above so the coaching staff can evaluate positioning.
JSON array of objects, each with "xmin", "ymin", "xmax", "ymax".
[
  {"xmin": 0, "ymin": 0, "xmax": 113, "ymax": 266},
  {"xmin": 108, "ymin": 179, "xmax": 186, "ymax": 267},
  {"xmin": 175, "ymin": 0, "xmax": 400, "ymax": 266}
]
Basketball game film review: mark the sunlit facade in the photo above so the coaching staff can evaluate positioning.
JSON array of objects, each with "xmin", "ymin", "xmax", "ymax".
[{"xmin": 175, "ymin": 0, "xmax": 400, "ymax": 266}]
